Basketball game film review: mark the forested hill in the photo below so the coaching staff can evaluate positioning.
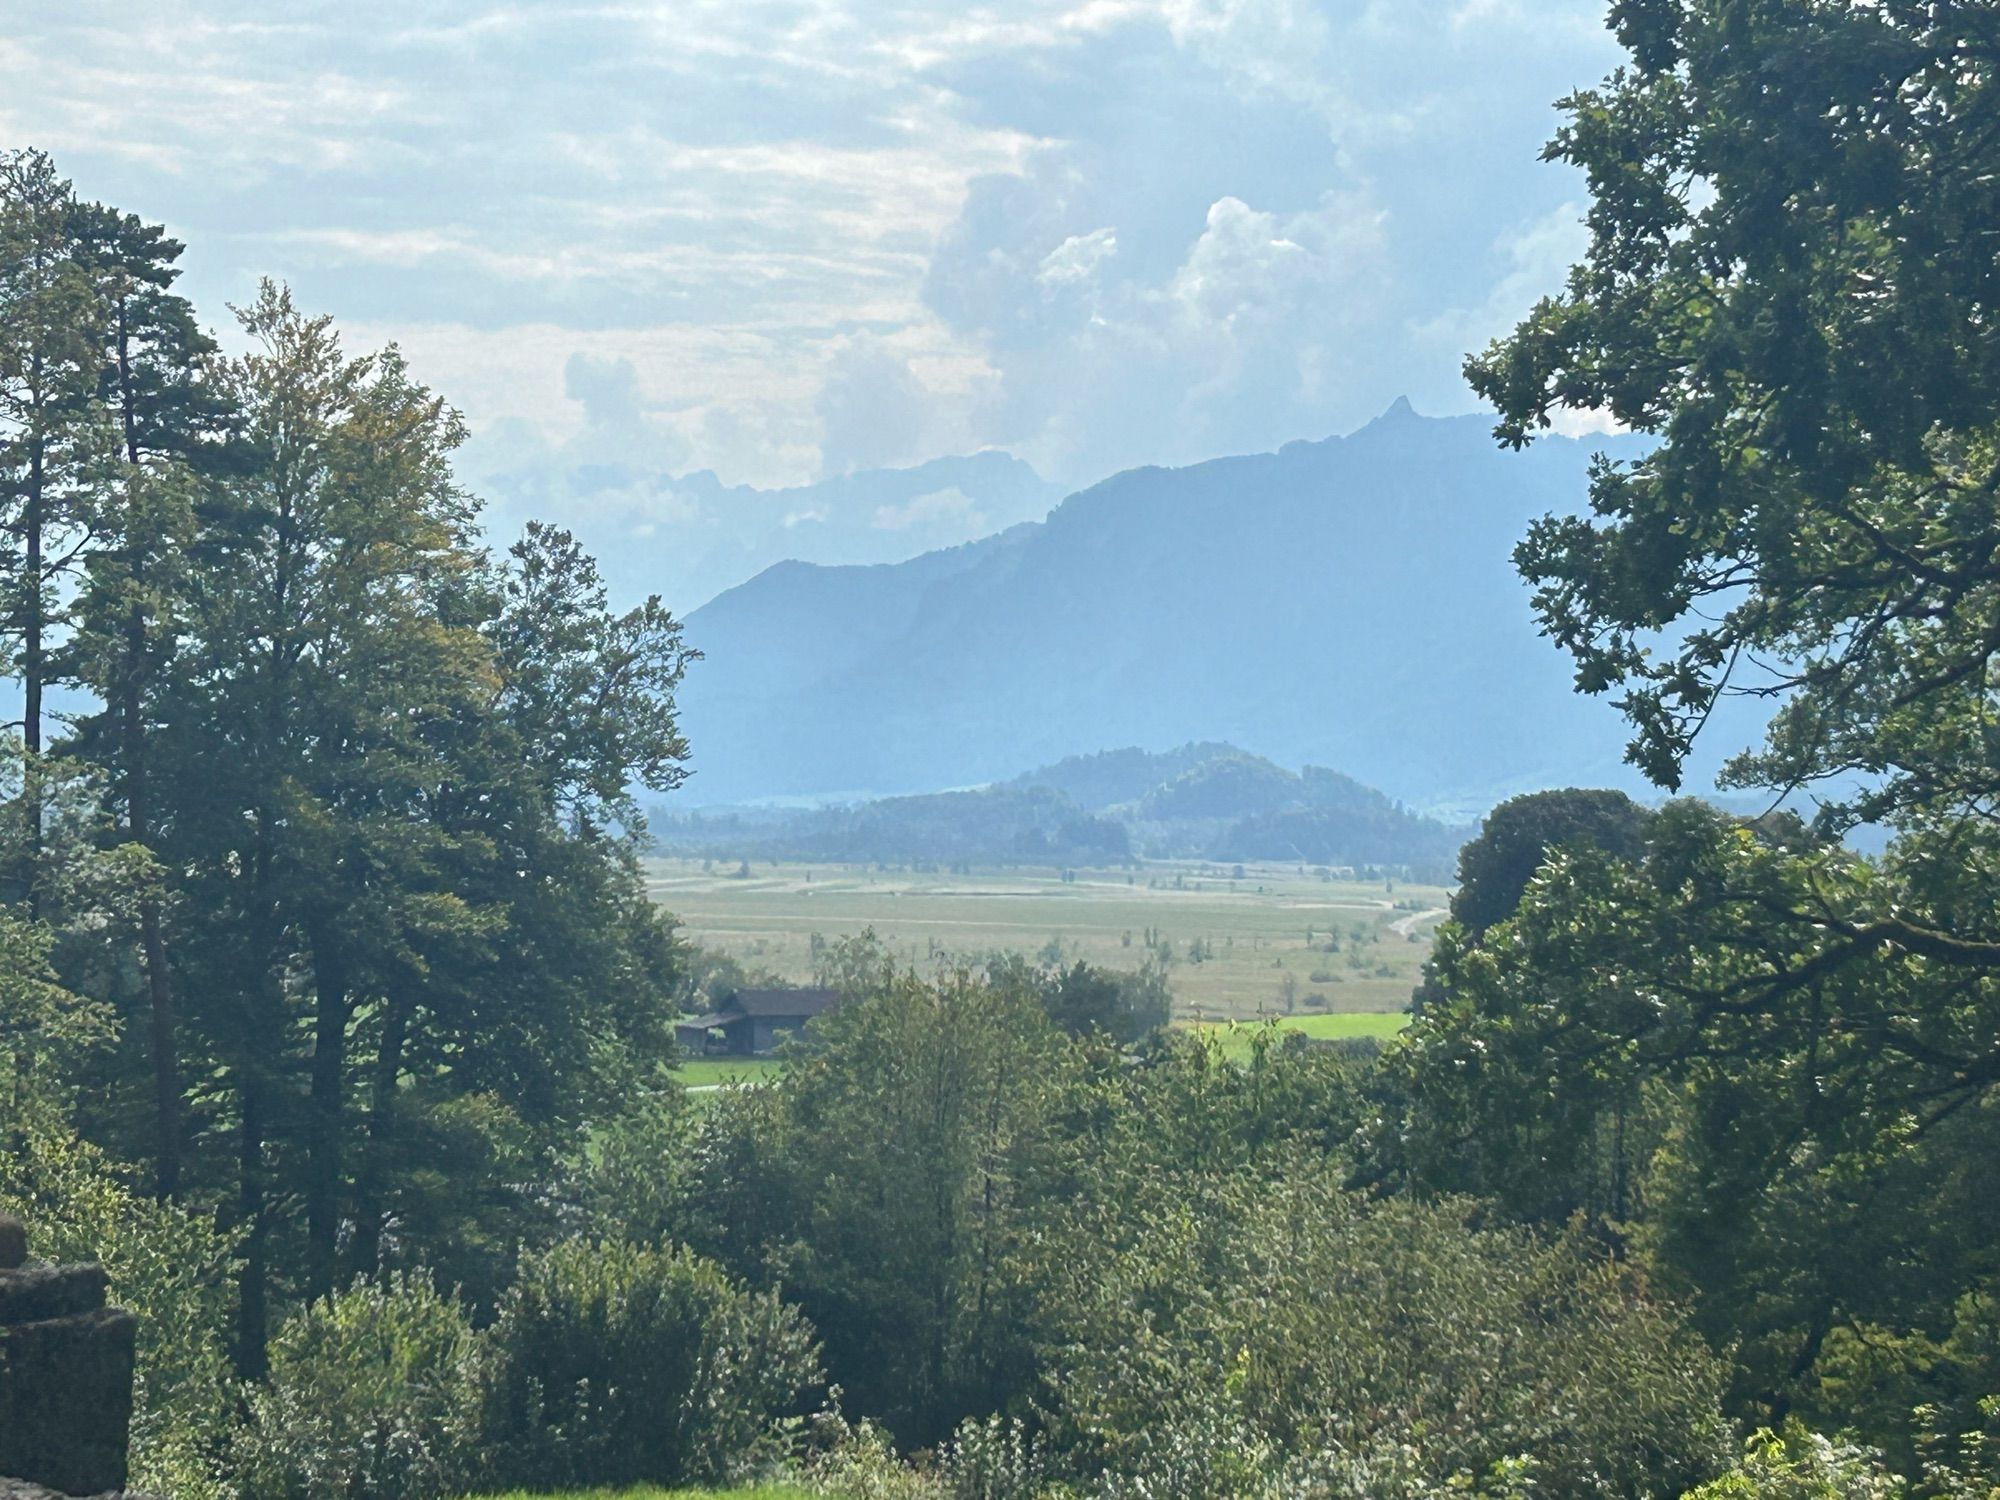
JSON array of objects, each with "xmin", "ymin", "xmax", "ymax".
[
  {"xmin": 653, "ymin": 743, "xmax": 1469, "ymax": 877},
  {"xmin": 670, "ymin": 402, "xmax": 1703, "ymax": 815}
]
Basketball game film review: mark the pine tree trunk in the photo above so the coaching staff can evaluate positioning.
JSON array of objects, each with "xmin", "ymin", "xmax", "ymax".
[
  {"xmin": 349, "ymin": 986, "xmax": 411, "ymax": 1280},
  {"xmin": 140, "ymin": 902, "xmax": 180, "ymax": 1199},
  {"xmin": 23, "ymin": 442, "xmax": 40, "ymax": 760},
  {"xmin": 118, "ymin": 304, "xmax": 182, "ymax": 1200},
  {"xmin": 306, "ymin": 918, "xmax": 350, "ymax": 1301},
  {"xmin": 235, "ymin": 1069, "xmax": 270, "ymax": 1380},
  {"xmin": 18, "ymin": 437, "xmax": 43, "ymax": 916}
]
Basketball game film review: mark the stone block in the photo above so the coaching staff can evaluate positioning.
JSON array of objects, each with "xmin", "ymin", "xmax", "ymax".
[
  {"xmin": 0, "ymin": 1306, "xmax": 138, "ymax": 1497},
  {"xmin": 0, "ymin": 1266, "xmax": 110, "ymax": 1328},
  {"xmin": 0, "ymin": 1480, "xmax": 159, "ymax": 1500}
]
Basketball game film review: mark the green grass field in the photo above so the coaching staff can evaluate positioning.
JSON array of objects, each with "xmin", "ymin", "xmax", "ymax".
[
  {"xmin": 677, "ymin": 1056, "xmax": 785, "ymax": 1089},
  {"xmin": 674, "ymin": 1014, "xmax": 1409, "ymax": 1089},
  {"xmin": 1183, "ymin": 1009, "xmax": 1411, "ymax": 1061},
  {"xmin": 648, "ymin": 857, "xmax": 1445, "ymax": 1022},
  {"xmin": 475, "ymin": 1488, "xmax": 809, "ymax": 1500}
]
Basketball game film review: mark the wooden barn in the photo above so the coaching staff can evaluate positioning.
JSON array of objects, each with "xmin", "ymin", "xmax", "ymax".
[{"xmin": 675, "ymin": 986, "xmax": 841, "ymax": 1057}]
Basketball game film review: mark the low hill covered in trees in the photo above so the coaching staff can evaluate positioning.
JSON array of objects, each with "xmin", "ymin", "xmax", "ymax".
[{"xmin": 653, "ymin": 743, "xmax": 1468, "ymax": 878}]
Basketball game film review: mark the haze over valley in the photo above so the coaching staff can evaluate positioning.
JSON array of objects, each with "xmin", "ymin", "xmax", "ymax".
[
  {"xmin": 664, "ymin": 400, "xmax": 1743, "ymax": 818},
  {"xmin": 9, "ymin": 5, "xmax": 1990, "ymax": 1498}
]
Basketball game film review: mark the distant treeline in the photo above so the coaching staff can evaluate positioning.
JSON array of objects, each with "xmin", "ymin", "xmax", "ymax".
[{"xmin": 653, "ymin": 743, "xmax": 1470, "ymax": 878}]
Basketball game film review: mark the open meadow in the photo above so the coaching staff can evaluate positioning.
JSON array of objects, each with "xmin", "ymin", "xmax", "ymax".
[
  {"xmin": 646, "ymin": 857, "xmax": 1446, "ymax": 1022},
  {"xmin": 676, "ymin": 1012, "xmax": 1412, "ymax": 1094}
]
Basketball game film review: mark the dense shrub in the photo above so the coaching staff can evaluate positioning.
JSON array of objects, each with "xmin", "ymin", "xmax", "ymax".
[
  {"xmin": 691, "ymin": 965, "xmax": 1084, "ymax": 1446},
  {"xmin": 802, "ymin": 1408, "xmax": 945, "ymax": 1500},
  {"xmin": 474, "ymin": 1237, "xmax": 821, "ymax": 1490},
  {"xmin": 0, "ymin": 1128, "xmax": 239, "ymax": 1500},
  {"xmin": 230, "ymin": 1274, "xmax": 477, "ymax": 1500},
  {"xmin": 801, "ymin": 1407, "xmax": 1045, "ymax": 1500},
  {"xmin": 1041, "ymin": 1161, "xmax": 1732, "ymax": 1497},
  {"xmin": 1679, "ymin": 1428, "xmax": 1915, "ymax": 1499},
  {"xmin": 933, "ymin": 1413, "xmax": 1050, "ymax": 1500}
]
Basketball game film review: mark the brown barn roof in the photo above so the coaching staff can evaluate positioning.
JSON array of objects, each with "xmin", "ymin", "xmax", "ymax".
[{"xmin": 724, "ymin": 986, "xmax": 841, "ymax": 1020}]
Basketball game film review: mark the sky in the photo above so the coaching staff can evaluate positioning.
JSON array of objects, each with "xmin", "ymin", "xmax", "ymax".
[{"xmin": 3, "ymin": 0, "xmax": 1623, "ymax": 509}]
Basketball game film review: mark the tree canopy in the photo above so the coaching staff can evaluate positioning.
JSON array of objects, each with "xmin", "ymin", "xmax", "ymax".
[{"xmin": 1467, "ymin": 0, "xmax": 2000, "ymax": 832}]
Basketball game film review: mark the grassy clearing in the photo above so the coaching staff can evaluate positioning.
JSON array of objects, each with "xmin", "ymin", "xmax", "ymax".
[
  {"xmin": 676, "ymin": 1056, "xmax": 786, "ymax": 1090},
  {"xmin": 1182, "ymin": 1009, "xmax": 1411, "ymax": 1062},
  {"xmin": 474, "ymin": 1489, "xmax": 810, "ymax": 1500},
  {"xmin": 647, "ymin": 857, "xmax": 1444, "ymax": 1021},
  {"xmin": 673, "ymin": 1013, "xmax": 1410, "ymax": 1087}
]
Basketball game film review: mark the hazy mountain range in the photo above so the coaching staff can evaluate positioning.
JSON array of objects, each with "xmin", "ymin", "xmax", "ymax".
[
  {"xmin": 478, "ymin": 449, "xmax": 1063, "ymax": 614},
  {"xmin": 662, "ymin": 400, "xmax": 1752, "ymax": 818},
  {"xmin": 653, "ymin": 743, "xmax": 1468, "ymax": 878}
]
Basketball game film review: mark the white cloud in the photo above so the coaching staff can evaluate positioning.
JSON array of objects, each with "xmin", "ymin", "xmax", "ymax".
[
  {"xmin": 8, "ymin": 0, "xmax": 1626, "ymax": 494},
  {"xmin": 924, "ymin": 175, "xmax": 1392, "ymax": 479},
  {"xmin": 1546, "ymin": 405, "xmax": 1625, "ymax": 439},
  {"xmin": 1409, "ymin": 200, "xmax": 1587, "ymax": 363},
  {"xmin": 1152, "ymin": 0, "xmax": 1346, "ymax": 122},
  {"xmin": 1037, "ymin": 227, "xmax": 1118, "ymax": 287},
  {"xmin": 872, "ymin": 486, "xmax": 986, "ymax": 533}
]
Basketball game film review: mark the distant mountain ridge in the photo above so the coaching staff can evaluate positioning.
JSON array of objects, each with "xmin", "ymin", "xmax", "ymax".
[
  {"xmin": 653, "ymin": 742, "xmax": 1468, "ymax": 878},
  {"xmin": 477, "ymin": 450, "xmax": 1061, "ymax": 614},
  {"xmin": 667, "ymin": 402, "xmax": 1758, "ymax": 813}
]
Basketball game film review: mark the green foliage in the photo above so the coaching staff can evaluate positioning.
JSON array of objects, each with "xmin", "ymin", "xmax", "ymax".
[
  {"xmin": 800, "ymin": 1409, "xmax": 947, "ymax": 1500},
  {"xmin": 1448, "ymin": 788, "xmax": 1651, "ymax": 937},
  {"xmin": 1681, "ymin": 1427, "xmax": 1907, "ymax": 1500},
  {"xmin": 0, "ymin": 890, "xmax": 110, "ymax": 1132},
  {"xmin": 570, "ymin": 1089, "xmax": 703, "ymax": 1248},
  {"xmin": 22, "ymin": 60, "xmax": 2000, "ymax": 1495},
  {"xmin": 1430, "ymin": 8, "xmax": 2000, "ymax": 1490},
  {"xmin": 1001, "ymin": 955, "xmax": 1171, "ymax": 1044},
  {"xmin": 0, "ymin": 1127, "xmax": 238, "ymax": 1499},
  {"xmin": 231, "ymin": 1275, "xmax": 478, "ymax": 1500},
  {"xmin": 931, "ymin": 1413, "xmax": 1049, "ymax": 1500},
  {"xmin": 0, "ymin": 145, "xmax": 699, "ymax": 1384},
  {"xmin": 1466, "ymin": 0, "xmax": 2000, "ymax": 823},
  {"xmin": 798, "ymin": 1407, "xmax": 1046, "ymax": 1500},
  {"xmin": 689, "ymin": 962, "xmax": 1083, "ymax": 1445},
  {"xmin": 475, "ymin": 1238, "xmax": 821, "ymax": 1492},
  {"xmin": 1040, "ymin": 1162, "xmax": 1730, "ymax": 1497},
  {"xmin": 1391, "ymin": 800, "xmax": 2000, "ymax": 1457}
]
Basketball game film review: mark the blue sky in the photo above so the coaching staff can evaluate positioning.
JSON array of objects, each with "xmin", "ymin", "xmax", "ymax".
[{"xmin": 5, "ymin": 0, "xmax": 1622, "ymax": 504}]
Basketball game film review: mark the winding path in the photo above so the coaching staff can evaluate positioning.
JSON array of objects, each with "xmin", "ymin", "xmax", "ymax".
[{"xmin": 1388, "ymin": 906, "xmax": 1449, "ymax": 938}]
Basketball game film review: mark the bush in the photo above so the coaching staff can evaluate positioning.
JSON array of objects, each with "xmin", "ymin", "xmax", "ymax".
[
  {"xmin": 802, "ymin": 1405, "xmax": 944, "ymax": 1500},
  {"xmin": 935, "ymin": 1413, "xmax": 1049, "ymax": 1500},
  {"xmin": 1042, "ymin": 1162, "xmax": 1732, "ymax": 1497},
  {"xmin": 1679, "ymin": 1427, "xmax": 1905, "ymax": 1499},
  {"xmin": 475, "ymin": 1237, "xmax": 821, "ymax": 1490},
  {"xmin": 695, "ymin": 965, "xmax": 1083, "ymax": 1446},
  {"xmin": 230, "ymin": 1274, "xmax": 477, "ymax": 1500},
  {"xmin": 801, "ymin": 1406, "xmax": 1046, "ymax": 1500},
  {"xmin": 0, "ymin": 1128, "xmax": 239, "ymax": 1500}
]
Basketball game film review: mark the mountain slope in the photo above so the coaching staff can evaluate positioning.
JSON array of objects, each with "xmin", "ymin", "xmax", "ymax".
[
  {"xmin": 476, "ymin": 449, "xmax": 1060, "ymax": 614},
  {"xmin": 669, "ymin": 402, "xmax": 1734, "ymax": 813}
]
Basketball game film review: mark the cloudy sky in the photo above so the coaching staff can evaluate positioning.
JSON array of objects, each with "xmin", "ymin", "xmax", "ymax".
[{"xmin": 4, "ymin": 0, "xmax": 1619, "ymax": 501}]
